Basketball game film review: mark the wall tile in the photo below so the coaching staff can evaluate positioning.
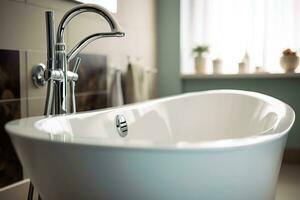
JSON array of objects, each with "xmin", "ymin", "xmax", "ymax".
[
  {"xmin": 0, "ymin": 100, "xmax": 22, "ymax": 188},
  {"xmin": 0, "ymin": 178, "xmax": 41, "ymax": 200},
  {"xmin": 69, "ymin": 53, "xmax": 107, "ymax": 93},
  {"xmin": 76, "ymin": 92, "xmax": 107, "ymax": 112},
  {"xmin": 0, "ymin": 50, "xmax": 20, "ymax": 100},
  {"xmin": 27, "ymin": 97, "xmax": 45, "ymax": 117},
  {"xmin": 0, "ymin": 1, "xmax": 31, "ymax": 50},
  {"xmin": 19, "ymin": 51, "xmax": 28, "ymax": 118},
  {"xmin": 0, "ymin": 49, "xmax": 21, "ymax": 189},
  {"xmin": 0, "ymin": 0, "xmax": 66, "ymax": 51},
  {"xmin": 116, "ymin": 0, "xmax": 156, "ymax": 30},
  {"xmin": 0, "ymin": 49, "xmax": 22, "ymax": 188},
  {"xmin": 0, "ymin": 179, "xmax": 30, "ymax": 200}
]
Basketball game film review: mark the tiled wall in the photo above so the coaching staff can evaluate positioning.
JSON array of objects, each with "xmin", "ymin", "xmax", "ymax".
[
  {"xmin": 0, "ymin": 50, "xmax": 22, "ymax": 187},
  {"xmin": 70, "ymin": 54, "xmax": 108, "ymax": 112},
  {"xmin": 0, "ymin": 0, "xmax": 156, "ymax": 188},
  {"xmin": 0, "ymin": 0, "xmax": 156, "ymax": 68}
]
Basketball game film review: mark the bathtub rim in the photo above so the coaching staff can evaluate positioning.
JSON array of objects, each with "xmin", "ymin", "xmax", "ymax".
[{"xmin": 5, "ymin": 90, "xmax": 296, "ymax": 151}]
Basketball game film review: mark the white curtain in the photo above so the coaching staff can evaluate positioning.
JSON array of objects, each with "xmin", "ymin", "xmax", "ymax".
[{"xmin": 181, "ymin": 0, "xmax": 300, "ymax": 74}]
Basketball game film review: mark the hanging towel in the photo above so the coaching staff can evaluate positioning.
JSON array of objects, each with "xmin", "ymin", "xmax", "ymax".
[
  {"xmin": 141, "ymin": 69, "xmax": 157, "ymax": 101},
  {"xmin": 110, "ymin": 69, "xmax": 124, "ymax": 107},
  {"xmin": 124, "ymin": 61, "xmax": 135, "ymax": 104},
  {"xmin": 124, "ymin": 63, "xmax": 143, "ymax": 103},
  {"xmin": 124, "ymin": 61, "xmax": 157, "ymax": 103},
  {"xmin": 132, "ymin": 64, "xmax": 144, "ymax": 102}
]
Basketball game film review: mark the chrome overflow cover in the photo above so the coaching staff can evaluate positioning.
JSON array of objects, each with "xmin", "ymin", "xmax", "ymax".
[{"xmin": 115, "ymin": 114, "xmax": 128, "ymax": 137}]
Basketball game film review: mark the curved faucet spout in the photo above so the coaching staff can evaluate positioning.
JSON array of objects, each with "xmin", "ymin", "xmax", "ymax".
[
  {"xmin": 67, "ymin": 31, "xmax": 125, "ymax": 62},
  {"xmin": 57, "ymin": 4, "xmax": 124, "ymax": 44},
  {"xmin": 41, "ymin": 3, "xmax": 125, "ymax": 116}
]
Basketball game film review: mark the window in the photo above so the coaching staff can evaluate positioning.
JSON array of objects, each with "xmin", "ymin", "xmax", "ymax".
[{"xmin": 181, "ymin": 0, "xmax": 300, "ymax": 74}]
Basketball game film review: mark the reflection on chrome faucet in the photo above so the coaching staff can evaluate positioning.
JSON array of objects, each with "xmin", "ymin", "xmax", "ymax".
[{"xmin": 32, "ymin": 4, "xmax": 125, "ymax": 116}]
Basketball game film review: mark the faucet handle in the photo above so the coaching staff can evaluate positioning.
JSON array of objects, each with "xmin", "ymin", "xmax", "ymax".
[
  {"xmin": 32, "ymin": 63, "xmax": 47, "ymax": 87},
  {"xmin": 73, "ymin": 57, "xmax": 81, "ymax": 73},
  {"xmin": 69, "ymin": 57, "xmax": 81, "ymax": 114},
  {"xmin": 66, "ymin": 57, "xmax": 81, "ymax": 82}
]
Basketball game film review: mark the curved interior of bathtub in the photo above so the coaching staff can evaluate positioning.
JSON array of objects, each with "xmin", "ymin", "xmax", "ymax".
[{"xmin": 33, "ymin": 90, "xmax": 293, "ymax": 148}]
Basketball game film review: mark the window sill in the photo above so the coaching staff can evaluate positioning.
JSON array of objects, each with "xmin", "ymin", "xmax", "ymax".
[{"xmin": 181, "ymin": 73, "xmax": 300, "ymax": 80}]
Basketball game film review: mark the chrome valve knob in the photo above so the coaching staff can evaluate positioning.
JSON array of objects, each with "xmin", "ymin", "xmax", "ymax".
[{"xmin": 32, "ymin": 63, "xmax": 47, "ymax": 88}]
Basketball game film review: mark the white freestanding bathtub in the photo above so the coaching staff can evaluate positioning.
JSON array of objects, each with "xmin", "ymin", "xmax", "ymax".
[{"xmin": 6, "ymin": 90, "xmax": 295, "ymax": 200}]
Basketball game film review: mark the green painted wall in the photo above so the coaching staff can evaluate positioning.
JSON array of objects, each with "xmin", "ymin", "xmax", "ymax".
[
  {"xmin": 156, "ymin": 0, "xmax": 182, "ymax": 97},
  {"xmin": 156, "ymin": 0, "xmax": 300, "ymax": 149}
]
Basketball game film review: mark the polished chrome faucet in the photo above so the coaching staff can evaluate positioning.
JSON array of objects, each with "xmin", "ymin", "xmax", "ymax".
[{"xmin": 33, "ymin": 4, "xmax": 125, "ymax": 116}]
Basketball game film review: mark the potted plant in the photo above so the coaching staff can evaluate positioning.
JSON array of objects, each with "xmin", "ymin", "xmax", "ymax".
[
  {"xmin": 193, "ymin": 45, "xmax": 209, "ymax": 74},
  {"xmin": 280, "ymin": 49, "xmax": 299, "ymax": 73}
]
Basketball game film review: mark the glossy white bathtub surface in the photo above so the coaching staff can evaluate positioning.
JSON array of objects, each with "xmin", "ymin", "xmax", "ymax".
[{"xmin": 5, "ymin": 90, "xmax": 295, "ymax": 200}]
